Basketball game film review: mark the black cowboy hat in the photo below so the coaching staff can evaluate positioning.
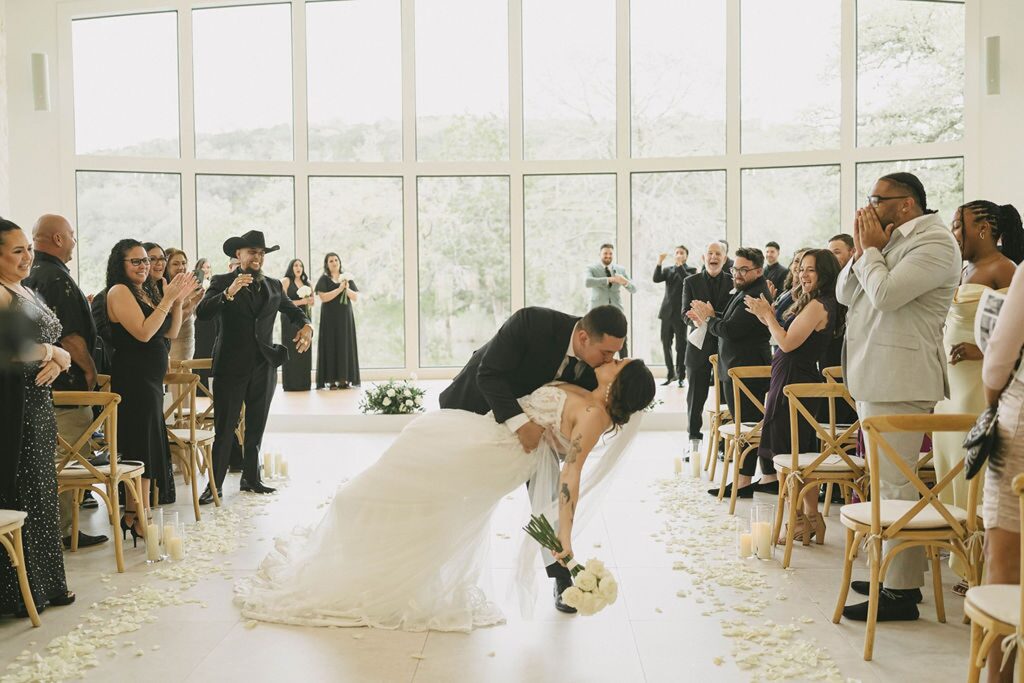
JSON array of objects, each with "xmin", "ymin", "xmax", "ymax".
[{"xmin": 222, "ymin": 230, "xmax": 280, "ymax": 258}]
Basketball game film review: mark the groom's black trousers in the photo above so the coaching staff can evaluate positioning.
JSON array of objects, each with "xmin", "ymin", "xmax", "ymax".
[
  {"xmin": 211, "ymin": 360, "xmax": 276, "ymax": 489},
  {"xmin": 524, "ymin": 478, "xmax": 573, "ymax": 583}
]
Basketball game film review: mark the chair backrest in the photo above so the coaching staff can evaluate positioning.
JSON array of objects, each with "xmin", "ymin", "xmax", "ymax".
[
  {"xmin": 709, "ymin": 354, "xmax": 724, "ymax": 413},
  {"xmin": 172, "ymin": 359, "xmax": 214, "ymax": 421},
  {"xmin": 96, "ymin": 374, "xmax": 111, "ymax": 392},
  {"xmin": 782, "ymin": 382, "xmax": 862, "ymax": 476},
  {"xmin": 163, "ymin": 373, "xmax": 199, "ymax": 444},
  {"xmin": 862, "ymin": 413, "xmax": 980, "ymax": 539},
  {"xmin": 726, "ymin": 365, "xmax": 771, "ymax": 430},
  {"xmin": 52, "ymin": 391, "xmax": 119, "ymax": 481},
  {"xmin": 821, "ymin": 366, "xmax": 843, "ymax": 384}
]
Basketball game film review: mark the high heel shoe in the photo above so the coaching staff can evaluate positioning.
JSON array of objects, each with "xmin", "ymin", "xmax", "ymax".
[
  {"xmin": 778, "ymin": 510, "xmax": 811, "ymax": 545},
  {"xmin": 811, "ymin": 511, "xmax": 826, "ymax": 545},
  {"xmin": 120, "ymin": 514, "xmax": 142, "ymax": 548}
]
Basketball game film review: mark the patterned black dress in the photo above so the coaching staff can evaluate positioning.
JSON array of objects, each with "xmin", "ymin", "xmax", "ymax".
[{"xmin": 0, "ymin": 285, "xmax": 69, "ymax": 614}]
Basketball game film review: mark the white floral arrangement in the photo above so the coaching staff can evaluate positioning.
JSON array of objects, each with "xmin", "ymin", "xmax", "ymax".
[
  {"xmin": 523, "ymin": 514, "xmax": 618, "ymax": 616},
  {"xmin": 358, "ymin": 378, "xmax": 426, "ymax": 415},
  {"xmin": 296, "ymin": 285, "xmax": 312, "ymax": 298}
]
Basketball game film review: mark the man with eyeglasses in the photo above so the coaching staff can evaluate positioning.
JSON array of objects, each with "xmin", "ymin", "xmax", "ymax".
[
  {"xmin": 687, "ymin": 247, "xmax": 773, "ymax": 498},
  {"xmin": 836, "ymin": 172, "xmax": 961, "ymax": 623}
]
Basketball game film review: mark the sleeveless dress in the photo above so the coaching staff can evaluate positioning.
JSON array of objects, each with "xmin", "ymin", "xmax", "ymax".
[
  {"xmin": 281, "ymin": 278, "xmax": 312, "ymax": 391},
  {"xmin": 315, "ymin": 275, "xmax": 360, "ymax": 387},
  {"xmin": 756, "ymin": 297, "xmax": 838, "ymax": 465},
  {"xmin": 933, "ymin": 284, "xmax": 1001, "ymax": 577},
  {"xmin": 110, "ymin": 295, "xmax": 175, "ymax": 500},
  {"xmin": 236, "ymin": 386, "xmax": 575, "ymax": 632},
  {"xmin": 0, "ymin": 286, "xmax": 69, "ymax": 613}
]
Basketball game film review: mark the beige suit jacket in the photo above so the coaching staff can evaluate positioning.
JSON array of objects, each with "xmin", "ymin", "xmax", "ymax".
[{"xmin": 837, "ymin": 212, "xmax": 962, "ymax": 403}]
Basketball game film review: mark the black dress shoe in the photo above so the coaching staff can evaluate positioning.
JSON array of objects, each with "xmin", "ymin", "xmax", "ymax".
[
  {"xmin": 554, "ymin": 577, "xmax": 577, "ymax": 614},
  {"xmin": 62, "ymin": 531, "xmax": 109, "ymax": 549},
  {"xmin": 677, "ymin": 380, "xmax": 684, "ymax": 388},
  {"xmin": 80, "ymin": 491, "xmax": 99, "ymax": 509},
  {"xmin": 199, "ymin": 487, "xmax": 216, "ymax": 506},
  {"xmin": 753, "ymin": 480, "xmax": 779, "ymax": 495},
  {"xmin": 842, "ymin": 590, "xmax": 920, "ymax": 622},
  {"xmin": 228, "ymin": 466, "xmax": 243, "ymax": 474},
  {"xmin": 708, "ymin": 483, "xmax": 755, "ymax": 499},
  {"xmin": 240, "ymin": 480, "xmax": 276, "ymax": 494},
  {"xmin": 661, "ymin": 377, "xmax": 675, "ymax": 386},
  {"xmin": 850, "ymin": 581, "xmax": 922, "ymax": 603}
]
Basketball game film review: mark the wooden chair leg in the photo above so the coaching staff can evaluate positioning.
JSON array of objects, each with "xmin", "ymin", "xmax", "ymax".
[
  {"xmin": 204, "ymin": 444, "xmax": 222, "ymax": 506},
  {"xmin": 709, "ymin": 430, "xmax": 722, "ymax": 481},
  {"xmin": 833, "ymin": 527, "xmax": 856, "ymax": 623},
  {"xmin": 110, "ymin": 479, "xmax": 125, "ymax": 573},
  {"xmin": 717, "ymin": 438, "xmax": 732, "ymax": 502},
  {"xmin": 930, "ymin": 547, "xmax": 946, "ymax": 623},
  {"xmin": 728, "ymin": 445, "xmax": 743, "ymax": 514},
  {"xmin": 864, "ymin": 536, "xmax": 882, "ymax": 660},
  {"xmin": 782, "ymin": 487, "xmax": 799, "ymax": 568},
  {"xmin": 703, "ymin": 417, "xmax": 717, "ymax": 473},
  {"xmin": 823, "ymin": 482, "xmax": 834, "ymax": 517},
  {"xmin": 967, "ymin": 620, "xmax": 984, "ymax": 683},
  {"xmin": 772, "ymin": 472, "xmax": 788, "ymax": 543},
  {"xmin": 190, "ymin": 446, "xmax": 201, "ymax": 522},
  {"xmin": 69, "ymin": 488, "xmax": 81, "ymax": 552},
  {"xmin": 11, "ymin": 529, "xmax": 41, "ymax": 627}
]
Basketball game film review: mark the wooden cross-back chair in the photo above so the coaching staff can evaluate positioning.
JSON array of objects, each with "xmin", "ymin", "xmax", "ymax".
[
  {"xmin": 720, "ymin": 365, "xmax": 772, "ymax": 515},
  {"xmin": 52, "ymin": 389, "xmax": 145, "ymax": 573},
  {"xmin": 170, "ymin": 359, "xmax": 215, "ymax": 429},
  {"xmin": 163, "ymin": 372, "xmax": 220, "ymax": 521},
  {"xmin": 704, "ymin": 354, "xmax": 732, "ymax": 479},
  {"xmin": 0, "ymin": 510, "xmax": 40, "ymax": 626},
  {"xmin": 832, "ymin": 413, "xmax": 983, "ymax": 661},
  {"xmin": 771, "ymin": 383, "xmax": 864, "ymax": 568}
]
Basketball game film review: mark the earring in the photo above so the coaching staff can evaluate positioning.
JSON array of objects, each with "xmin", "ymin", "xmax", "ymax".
[{"xmin": 980, "ymin": 231, "xmax": 987, "ymax": 239}]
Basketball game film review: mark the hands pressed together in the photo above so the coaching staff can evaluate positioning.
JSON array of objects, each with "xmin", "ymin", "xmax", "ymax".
[
  {"xmin": 35, "ymin": 344, "xmax": 71, "ymax": 386},
  {"xmin": 686, "ymin": 300, "xmax": 715, "ymax": 326},
  {"xmin": 853, "ymin": 205, "xmax": 894, "ymax": 258}
]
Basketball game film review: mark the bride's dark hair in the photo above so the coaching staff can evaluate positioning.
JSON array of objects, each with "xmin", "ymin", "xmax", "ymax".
[{"xmin": 606, "ymin": 359, "xmax": 656, "ymax": 428}]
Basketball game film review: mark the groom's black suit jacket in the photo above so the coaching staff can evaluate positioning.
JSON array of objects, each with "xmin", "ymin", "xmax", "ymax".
[{"xmin": 439, "ymin": 307, "xmax": 598, "ymax": 425}]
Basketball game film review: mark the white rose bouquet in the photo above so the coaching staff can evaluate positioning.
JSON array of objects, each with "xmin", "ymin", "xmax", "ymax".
[
  {"xmin": 295, "ymin": 284, "xmax": 313, "ymax": 316},
  {"xmin": 358, "ymin": 379, "xmax": 427, "ymax": 415},
  {"xmin": 523, "ymin": 514, "xmax": 617, "ymax": 616}
]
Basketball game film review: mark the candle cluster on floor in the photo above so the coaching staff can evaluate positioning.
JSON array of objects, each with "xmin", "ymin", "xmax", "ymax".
[
  {"xmin": 1, "ymin": 481, "xmax": 286, "ymax": 683},
  {"xmin": 654, "ymin": 473, "xmax": 855, "ymax": 682}
]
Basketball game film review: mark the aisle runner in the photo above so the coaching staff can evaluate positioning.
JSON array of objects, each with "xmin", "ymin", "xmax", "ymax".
[
  {"xmin": 1, "ymin": 488, "xmax": 282, "ymax": 683},
  {"xmin": 654, "ymin": 475, "xmax": 856, "ymax": 682}
]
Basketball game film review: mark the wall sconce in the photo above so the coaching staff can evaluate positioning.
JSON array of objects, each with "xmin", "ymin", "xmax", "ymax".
[
  {"xmin": 31, "ymin": 53, "xmax": 51, "ymax": 111},
  {"xmin": 986, "ymin": 36, "xmax": 1000, "ymax": 96}
]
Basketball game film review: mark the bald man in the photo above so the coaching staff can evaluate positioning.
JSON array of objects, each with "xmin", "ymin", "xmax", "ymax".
[{"xmin": 25, "ymin": 214, "xmax": 108, "ymax": 549}]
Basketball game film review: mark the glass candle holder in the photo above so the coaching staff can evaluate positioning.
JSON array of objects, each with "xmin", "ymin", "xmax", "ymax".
[
  {"xmin": 689, "ymin": 450, "xmax": 702, "ymax": 479},
  {"xmin": 145, "ymin": 508, "xmax": 163, "ymax": 564},
  {"xmin": 750, "ymin": 503, "xmax": 776, "ymax": 561},
  {"xmin": 161, "ymin": 511, "xmax": 179, "ymax": 560},
  {"xmin": 262, "ymin": 451, "xmax": 274, "ymax": 479},
  {"xmin": 735, "ymin": 517, "xmax": 752, "ymax": 559}
]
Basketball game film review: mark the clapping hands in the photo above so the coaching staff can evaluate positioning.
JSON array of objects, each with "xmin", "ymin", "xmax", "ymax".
[
  {"xmin": 164, "ymin": 272, "xmax": 199, "ymax": 304},
  {"xmin": 686, "ymin": 300, "xmax": 715, "ymax": 326},
  {"xmin": 744, "ymin": 294, "xmax": 774, "ymax": 323}
]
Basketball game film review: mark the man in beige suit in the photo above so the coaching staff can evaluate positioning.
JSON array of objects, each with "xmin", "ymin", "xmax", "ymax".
[{"xmin": 837, "ymin": 172, "xmax": 961, "ymax": 622}]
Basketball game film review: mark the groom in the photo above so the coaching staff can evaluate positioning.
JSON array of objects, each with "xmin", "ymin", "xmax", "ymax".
[{"xmin": 440, "ymin": 305, "xmax": 627, "ymax": 613}]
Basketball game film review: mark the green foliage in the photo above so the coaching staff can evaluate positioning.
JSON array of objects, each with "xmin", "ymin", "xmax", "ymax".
[{"xmin": 358, "ymin": 379, "xmax": 426, "ymax": 416}]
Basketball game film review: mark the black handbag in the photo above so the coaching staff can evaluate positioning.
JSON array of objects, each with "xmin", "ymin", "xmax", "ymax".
[{"xmin": 963, "ymin": 403, "xmax": 999, "ymax": 480}]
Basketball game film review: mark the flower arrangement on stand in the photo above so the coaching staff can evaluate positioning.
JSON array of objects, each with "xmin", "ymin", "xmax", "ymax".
[{"xmin": 358, "ymin": 378, "xmax": 426, "ymax": 415}]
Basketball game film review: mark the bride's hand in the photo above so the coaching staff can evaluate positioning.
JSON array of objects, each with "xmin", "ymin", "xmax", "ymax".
[{"xmin": 554, "ymin": 539, "xmax": 574, "ymax": 567}]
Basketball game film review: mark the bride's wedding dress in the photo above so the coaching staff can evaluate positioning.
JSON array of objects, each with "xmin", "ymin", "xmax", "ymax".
[{"xmin": 236, "ymin": 384, "xmax": 638, "ymax": 633}]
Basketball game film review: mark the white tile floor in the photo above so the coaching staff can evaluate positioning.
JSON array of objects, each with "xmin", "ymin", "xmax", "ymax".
[{"xmin": 0, "ymin": 430, "xmax": 974, "ymax": 683}]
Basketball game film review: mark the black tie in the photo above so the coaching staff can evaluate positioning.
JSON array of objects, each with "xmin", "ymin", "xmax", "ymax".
[
  {"xmin": 605, "ymin": 266, "xmax": 613, "ymax": 288},
  {"xmin": 560, "ymin": 357, "xmax": 585, "ymax": 382}
]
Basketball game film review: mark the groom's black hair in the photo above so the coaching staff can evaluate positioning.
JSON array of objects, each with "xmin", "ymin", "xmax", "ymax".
[{"xmin": 581, "ymin": 305, "xmax": 627, "ymax": 340}]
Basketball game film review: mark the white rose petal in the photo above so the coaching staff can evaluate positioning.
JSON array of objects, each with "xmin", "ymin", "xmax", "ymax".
[
  {"xmin": 575, "ymin": 570, "xmax": 598, "ymax": 592},
  {"xmin": 560, "ymin": 586, "xmax": 584, "ymax": 609}
]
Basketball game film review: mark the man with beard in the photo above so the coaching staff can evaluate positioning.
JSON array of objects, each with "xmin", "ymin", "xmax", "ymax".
[
  {"xmin": 197, "ymin": 231, "xmax": 313, "ymax": 503},
  {"xmin": 585, "ymin": 244, "xmax": 636, "ymax": 357},
  {"xmin": 763, "ymin": 241, "xmax": 788, "ymax": 294},
  {"xmin": 836, "ymin": 172, "xmax": 960, "ymax": 622},
  {"xmin": 687, "ymin": 247, "xmax": 773, "ymax": 499},
  {"xmin": 654, "ymin": 245, "xmax": 695, "ymax": 387},
  {"xmin": 680, "ymin": 242, "xmax": 733, "ymax": 456}
]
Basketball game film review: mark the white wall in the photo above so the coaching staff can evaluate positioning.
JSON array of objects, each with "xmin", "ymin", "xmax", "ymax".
[
  {"xmin": 977, "ymin": 0, "xmax": 1024, "ymax": 206},
  {"xmin": 0, "ymin": 0, "xmax": 9, "ymax": 217}
]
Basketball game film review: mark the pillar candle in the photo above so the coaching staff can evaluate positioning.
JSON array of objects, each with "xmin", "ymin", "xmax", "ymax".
[
  {"xmin": 279, "ymin": 460, "xmax": 289, "ymax": 477},
  {"xmin": 673, "ymin": 457, "xmax": 682, "ymax": 475},
  {"xmin": 738, "ymin": 532, "xmax": 753, "ymax": 559},
  {"xmin": 163, "ymin": 525, "xmax": 177, "ymax": 543},
  {"xmin": 146, "ymin": 524, "xmax": 161, "ymax": 561},
  {"xmin": 689, "ymin": 453, "xmax": 701, "ymax": 478},
  {"xmin": 752, "ymin": 522, "xmax": 772, "ymax": 560},
  {"xmin": 167, "ymin": 537, "xmax": 184, "ymax": 561},
  {"xmin": 273, "ymin": 452, "xmax": 283, "ymax": 475},
  {"xmin": 263, "ymin": 452, "xmax": 273, "ymax": 478}
]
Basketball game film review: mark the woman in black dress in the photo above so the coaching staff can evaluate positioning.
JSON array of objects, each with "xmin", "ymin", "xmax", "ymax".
[
  {"xmin": 105, "ymin": 239, "xmax": 196, "ymax": 541},
  {"xmin": 143, "ymin": 242, "xmax": 167, "ymax": 305},
  {"xmin": 315, "ymin": 252, "xmax": 360, "ymax": 389},
  {"xmin": 280, "ymin": 259, "xmax": 315, "ymax": 391},
  {"xmin": 0, "ymin": 219, "xmax": 75, "ymax": 616},
  {"xmin": 743, "ymin": 249, "xmax": 843, "ymax": 541}
]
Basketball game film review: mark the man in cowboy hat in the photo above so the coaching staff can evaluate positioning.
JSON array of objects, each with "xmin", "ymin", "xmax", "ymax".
[{"xmin": 196, "ymin": 230, "xmax": 313, "ymax": 502}]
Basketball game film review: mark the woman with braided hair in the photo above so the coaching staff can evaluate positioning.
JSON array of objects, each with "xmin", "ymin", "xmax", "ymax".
[{"xmin": 934, "ymin": 200, "xmax": 1022, "ymax": 594}]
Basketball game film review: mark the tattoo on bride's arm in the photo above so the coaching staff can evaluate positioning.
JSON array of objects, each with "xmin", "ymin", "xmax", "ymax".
[
  {"xmin": 565, "ymin": 434, "xmax": 583, "ymax": 464},
  {"xmin": 560, "ymin": 483, "xmax": 571, "ymax": 506}
]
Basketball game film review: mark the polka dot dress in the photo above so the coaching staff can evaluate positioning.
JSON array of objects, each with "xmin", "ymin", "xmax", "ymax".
[{"xmin": 0, "ymin": 286, "xmax": 69, "ymax": 614}]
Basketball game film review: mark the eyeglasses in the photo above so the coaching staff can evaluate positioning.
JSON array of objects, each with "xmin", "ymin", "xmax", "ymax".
[
  {"xmin": 730, "ymin": 266, "xmax": 758, "ymax": 276},
  {"xmin": 149, "ymin": 256, "xmax": 166, "ymax": 263},
  {"xmin": 866, "ymin": 195, "xmax": 910, "ymax": 207},
  {"xmin": 124, "ymin": 257, "xmax": 151, "ymax": 266}
]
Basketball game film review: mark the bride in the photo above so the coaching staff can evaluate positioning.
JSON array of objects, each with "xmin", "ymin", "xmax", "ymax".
[{"xmin": 236, "ymin": 358, "xmax": 655, "ymax": 632}]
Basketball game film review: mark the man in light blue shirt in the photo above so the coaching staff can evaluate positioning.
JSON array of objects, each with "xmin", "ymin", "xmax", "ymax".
[{"xmin": 584, "ymin": 244, "xmax": 636, "ymax": 356}]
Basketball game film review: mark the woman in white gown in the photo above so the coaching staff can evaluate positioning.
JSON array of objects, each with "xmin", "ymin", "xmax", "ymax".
[{"xmin": 236, "ymin": 358, "xmax": 655, "ymax": 632}]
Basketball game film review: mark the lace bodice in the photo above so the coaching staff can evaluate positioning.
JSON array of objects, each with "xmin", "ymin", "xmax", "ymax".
[{"xmin": 517, "ymin": 384, "xmax": 569, "ymax": 443}]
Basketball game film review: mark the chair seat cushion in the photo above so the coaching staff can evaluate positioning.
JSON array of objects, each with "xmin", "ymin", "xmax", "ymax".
[
  {"xmin": 169, "ymin": 428, "xmax": 215, "ymax": 443},
  {"xmin": 58, "ymin": 463, "xmax": 145, "ymax": 479},
  {"xmin": 719, "ymin": 422, "xmax": 759, "ymax": 436},
  {"xmin": 772, "ymin": 453, "xmax": 865, "ymax": 473},
  {"xmin": 0, "ymin": 509, "xmax": 28, "ymax": 529},
  {"xmin": 965, "ymin": 585, "xmax": 1020, "ymax": 627},
  {"xmin": 840, "ymin": 500, "xmax": 969, "ymax": 530}
]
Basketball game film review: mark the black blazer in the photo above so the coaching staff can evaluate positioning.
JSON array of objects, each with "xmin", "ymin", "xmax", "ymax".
[
  {"xmin": 705, "ymin": 276, "xmax": 773, "ymax": 373},
  {"xmin": 764, "ymin": 262, "xmax": 788, "ymax": 295},
  {"xmin": 653, "ymin": 264, "xmax": 695, "ymax": 321},
  {"xmin": 680, "ymin": 269, "xmax": 733, "ymax": 369},
  {"xmin": 439, "ymin": 307, "xmax": 598, "ymax": 424},
  {"xmin": 196, "ymin": 273, "xmax": 310, "ymax": 376}
]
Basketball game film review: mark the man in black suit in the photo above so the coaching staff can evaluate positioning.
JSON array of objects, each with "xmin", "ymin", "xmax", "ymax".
[
  {"xmin": 680, "ymin": 242, "xmax": 732, "ymax": 456},
  {"xmin": 763, "ymin": 241, "xmax": 788, "ymax": 295},
  {"xmin": 439, "ymin": 305, "xmax": 626, "ymax": 614},
  {"xmin": 196, "ymin": 231, "xmax": 312, "ymax": 503},
  {"xmin": 653, "ymin": 245, "xmax": 695, "ymax": 387},
  {"xmin": 686, "ymin": 247, "xmax": 773, "ymax": 498}
]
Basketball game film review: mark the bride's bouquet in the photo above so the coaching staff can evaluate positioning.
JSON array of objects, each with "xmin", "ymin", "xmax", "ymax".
[{"xmin": 523, "ymin": 514, "xmax": 618, "ymax": 616}]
